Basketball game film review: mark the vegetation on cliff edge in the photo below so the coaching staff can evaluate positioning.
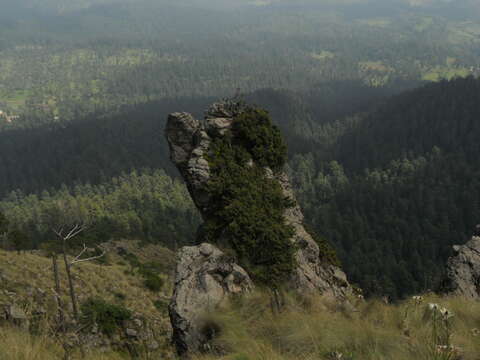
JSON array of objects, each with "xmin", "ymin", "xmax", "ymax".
[{"xmin": 204, "ymin": 107, "xmax": 296, "ymax": 287}]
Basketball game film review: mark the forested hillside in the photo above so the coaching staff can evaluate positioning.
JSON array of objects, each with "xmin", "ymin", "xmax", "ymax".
[
  {"xmin": 290, "ymin": 76, "xmax": 480, "ymax": 299},
  {"xmin": 0, "ymin": 169, "xmax": 199, "ymax": 250},
  {"xmin": 0, "ymin": 82, "xmax": 398, "ymax": 196}
]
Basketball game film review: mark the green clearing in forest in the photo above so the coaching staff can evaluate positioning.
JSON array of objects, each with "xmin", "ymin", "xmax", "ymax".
[
  {"xmin": 422, "ymin": 66, "xmax": 471, "ymax": 82},
  {"xmin": 0, "ymin": 90, "xmax": 29, "ymax": 110}
]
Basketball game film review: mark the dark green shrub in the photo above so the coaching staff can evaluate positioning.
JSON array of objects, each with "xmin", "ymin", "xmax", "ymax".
[
  {"xmin": 123, "ymin": 252, "xmax": 141, "ymax": 268},
  {"xmin": 81, "ymin": 298, "xmax": 131, "ymax": 336},
  {"xmin": 143, "ymin": 273, "xmax": 164, "ymax": 292},
  {"xmin": 233, "ymin": 108, "xmax": 288, "ymax": 171},
  {"xmin": 121, "ymin": 252, "xmax": 166, "ymax": 291},
  {"xmin": 142, "ymin": 261, "xmax": 167, "ymax": 274},
  {"xmin": 205, "ymin": 106, "xmax": 296, "ymax": 287}
]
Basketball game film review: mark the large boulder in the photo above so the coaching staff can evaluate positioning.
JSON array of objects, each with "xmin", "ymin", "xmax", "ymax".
[
  {"xmin": 169, "ymin": 243, "xmax": 253, "ymax": 357},
  {"xmin": 444, "ymin": 236, "xmax": 480, "ymax": 299}
]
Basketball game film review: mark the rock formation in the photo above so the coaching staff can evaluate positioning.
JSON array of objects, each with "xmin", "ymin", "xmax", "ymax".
[
  {"xmin": 169, "ymin": 243, "xmax": 253, "ymax": 356},
  {"xmin": 444, "ymin": 236, "xmax": 480, "ymax": 299},
  {"xmin": 166, "ymin": 101, "xmax": 352, "ymax": 356}
]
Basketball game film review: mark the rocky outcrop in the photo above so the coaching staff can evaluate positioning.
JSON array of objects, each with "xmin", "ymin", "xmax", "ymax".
[
  {"xmin": 169, "ymin": 243, "xmax": 253, "ymax": 357},
  {"xmin": 166, "ymin": 101, "xmax": 353, "ymax": 355},
  {"xmin": 444, "ymin": 236, "xmax": 480, "ymax": 299},
  {"xmin": 166, "ymin": 101, "xmax": 352, "ymax": 298}
]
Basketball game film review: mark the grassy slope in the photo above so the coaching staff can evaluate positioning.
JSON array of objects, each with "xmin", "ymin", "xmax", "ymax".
[
  {"xmin": 0, "ymin": 328, "xmax": 121, "ymax": 360},
  {"xmin": 0, "ymin": 240, "xmax": 176, "ymax": 359},
  {"xmin": 1, "ymin": 242, "xmax": 480, "ymax": 360},
  {"xmin": 195, "ymin": 292, "xmax": 480, "ymax": 360},
  {"xmin": 0, "ymin": 241, "xmax": 173, "ymax": 312}
]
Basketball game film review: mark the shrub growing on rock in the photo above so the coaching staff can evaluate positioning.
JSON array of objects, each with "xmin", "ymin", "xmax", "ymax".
[
  {"xmin": 233, "ymin": 108, "xmax": 287, "ymax": 171},
  {"xmin": 204, "ymin": 106, "xmax": 296, "ymax": 287}
]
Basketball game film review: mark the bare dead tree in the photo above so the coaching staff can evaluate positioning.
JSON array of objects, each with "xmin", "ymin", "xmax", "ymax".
[
  {"xmin": 53, "ymin": 224, "xmax": 106, "ymax": 322},
  {"xmin": 52, "ymin": 253, "xmax": 66, "ymax": 332},
  {"xmin": 70, "ymin": 243, "xmax": 106, "ymax": 265}
]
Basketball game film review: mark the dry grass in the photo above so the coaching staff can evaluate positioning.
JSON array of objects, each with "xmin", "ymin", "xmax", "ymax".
[
  {"xmin": 0, "ymin": 244, "xmax": 175, "ymax": 359},
  {"xmin": 0, "ymin": 245, "xmax": 172, "ymax": 318},
  {"xmin": 194, "ymin": 292, "xmax": 480, "ymax": 360},
  {"xmin": 2, "ymin": 248, "xmax": 480, "ymax": 360},
  {"xmin": 0, "ymin": 326, "xmax": 130, "ymax": 360}
]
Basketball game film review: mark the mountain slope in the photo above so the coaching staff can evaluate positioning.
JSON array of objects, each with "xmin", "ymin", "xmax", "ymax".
[
  {"xmin": 291, "ymin": 76, "xmax": 480, "ymax": 299},
  {"xmin": 336, "ymin": 77, "xmax": 480, "ymax": 172}
]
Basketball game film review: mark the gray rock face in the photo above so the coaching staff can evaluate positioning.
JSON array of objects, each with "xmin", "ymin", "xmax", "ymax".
[
  {"xmin": 166, "ymin": 101, "xmax": 352, "ymax": 298},
  {"xmin": 169, "ymin": 243, "xmax": 253, "ymax": 356},
  {"xmin": 444, "ymin": 236, "xmax": 480, "ymax": 299},
  {"xmin": 166, "ymin": 112, "xmax": 212, "ymax": 213},
  {"xmin": 275, "ymin": 171, "xmax": 351, "ymax": 297}
]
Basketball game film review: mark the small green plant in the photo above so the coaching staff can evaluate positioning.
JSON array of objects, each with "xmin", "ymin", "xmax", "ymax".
[
  {"xmin": 153, "ymin": 300, "xmax": 168, "ymax": 314},
  {"xmin": 81, "ymin": 298, "xmax": 132, "ymax": 336},
  {"xmin": 143, "ymin": 273, "xmax": 164, "ymax": 292},
  {"xmin": 121, "ymin": 251, "xmax": 165, "ymax": 291},
  {"xmin": 114, "ymin": 292, "xmax": 126, "ymax": 301}
]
